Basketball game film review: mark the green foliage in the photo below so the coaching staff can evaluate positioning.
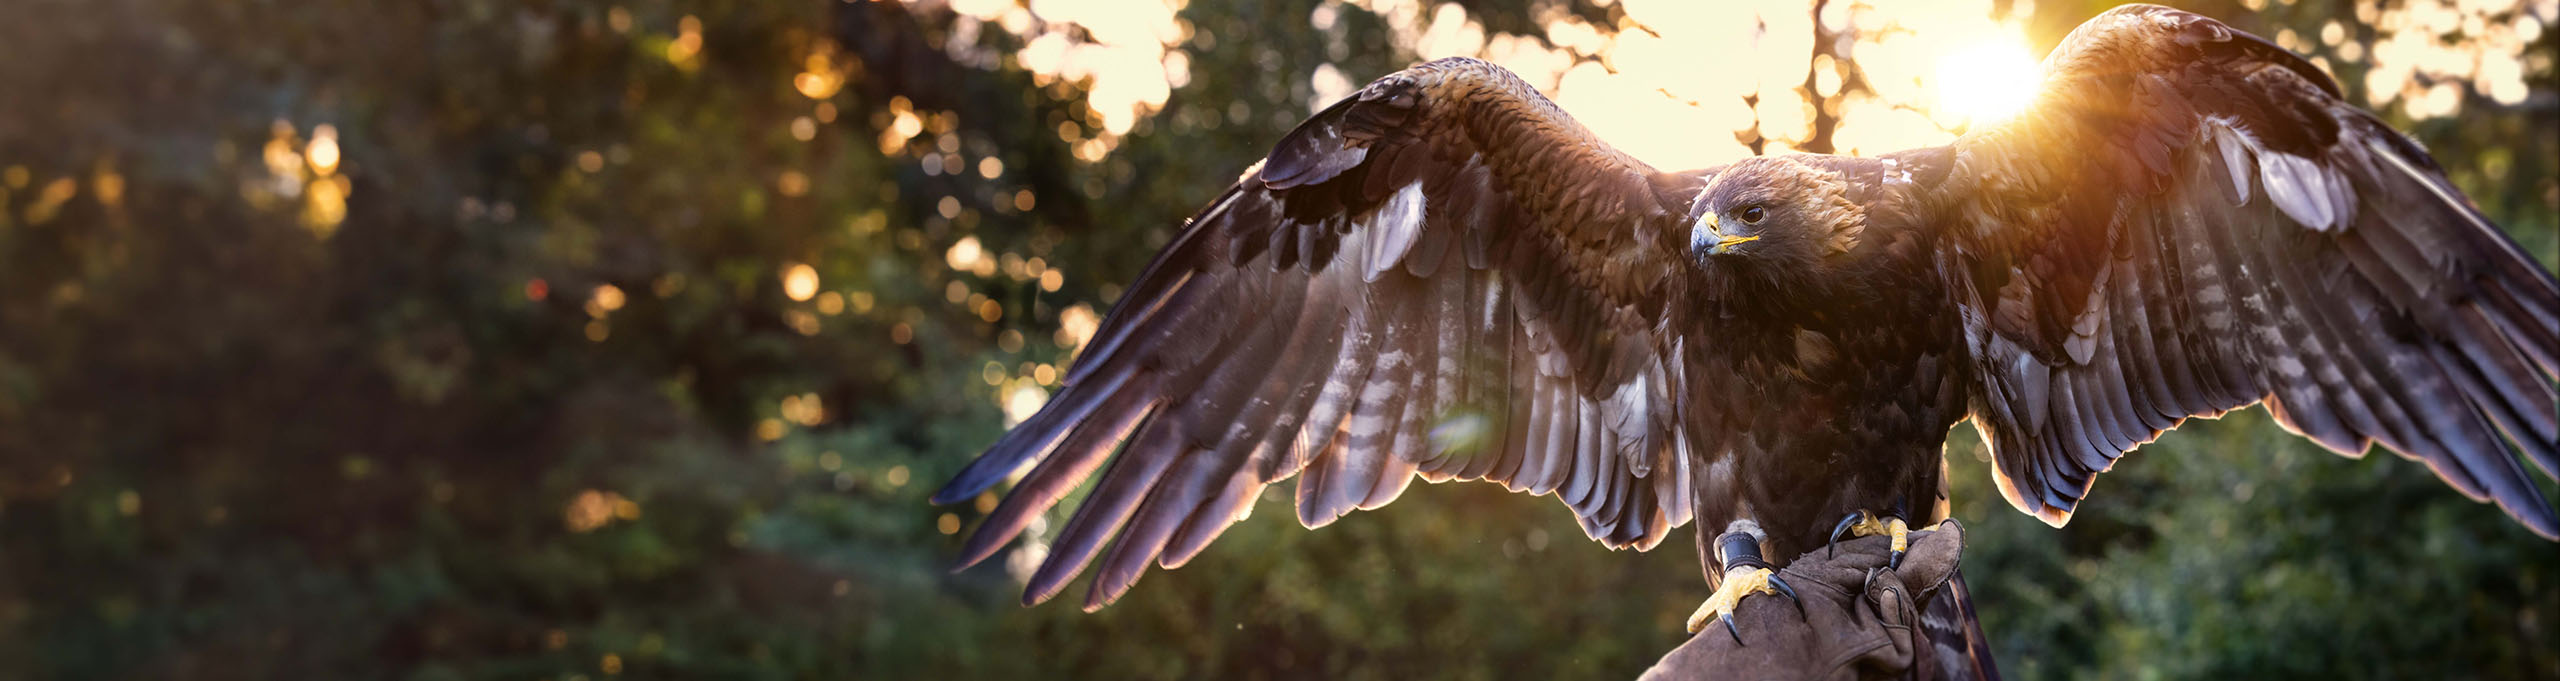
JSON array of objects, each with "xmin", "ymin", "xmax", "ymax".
[{"xmin": 0, "ymin": 1, "xmax": 2551, "ymax": 679}]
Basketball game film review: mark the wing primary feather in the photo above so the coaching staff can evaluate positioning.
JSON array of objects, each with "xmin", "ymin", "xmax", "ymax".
[
  {"xmin": 2362, "ymin": 133, "xmax": 2560, "ymax": 311},
  {"xmin": 1069, "ymin": 274, "xmax": 1211, "ymax": 386},
  {"xmin": 2307, "ymin": 299, "xmax": 2441, "ymax": 460},
  {"xmin": 2382, "ymin": 355, "xmax": 2495, "ymax": 498},
  {"xmin": 1173, "ymin": 274, "xmax": 1312, "ymax": 441},
  {"xmin": 1160, "ymin": 468, "xmax": 1267, "ymax": 569},
  {"xmin": 2255, "ymin": 237, "xmax": 2400, "ymax": 452},
  {"xmin": 1099, "ymin": 276, "xmax": 1331, "ymax": 578},
  {"xmin": 1141, "ymin": 276, "xmax": 1262, "ymax": 382},
  {"xmin": 2441, "ymin": 307, "xmax": 2558, "ymax": 443},
  {"xmin": 1242, "ymin": 280, "xmax": 1352, "ymax": 480},
  {"xmin": 954, "ymin": 383, "xmax": 1159, "ymax": 569},
  {"xmin": 2435, "ymin": 310, "xmax": 2560, "ymax": 477},
  {"xmin": 2477, "ymin": 281, "xmax": 2560, "ymax": 376},
  {"xmin": 2334, "ymin": 212, "xmax": 2448, "ymax": 307},
  {"xmin": 1022, "ymin": 416, "xmax": 1186, "ymax": 606},
  {"xmin": 2272, "ymin": 232, "xmax": 2404, "ymax": 438},
  {"xmin": 935, "ymin": 366, "xmax": 1141, "ymax": 505},
  {"xmin": 1086, "ymin": 444, "xmax": 1229, "ymax": 610},
  {"xmin": 2417, "ymin": 343, "xmax": 2560, "ymax": 538}
]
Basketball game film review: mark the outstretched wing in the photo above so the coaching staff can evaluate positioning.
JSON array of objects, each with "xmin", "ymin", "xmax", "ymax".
[
  {"xmin": 933, "ymin": 58, "xmax": 1710, "ymax": 610},
  {"xmin": 1935, "ymin": 6, "xmax": 2559, "ymax": 537}
]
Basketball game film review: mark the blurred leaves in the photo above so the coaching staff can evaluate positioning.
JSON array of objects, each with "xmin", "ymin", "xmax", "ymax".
[{"xmin": 0, "ymin": 0, "xmax": 2552, "ymax": 679}]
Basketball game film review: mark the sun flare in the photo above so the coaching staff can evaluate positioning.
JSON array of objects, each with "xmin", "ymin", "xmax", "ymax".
[{"xmin": 1934, "ymin": 38, "xmax": 2043, "ymax": 125}]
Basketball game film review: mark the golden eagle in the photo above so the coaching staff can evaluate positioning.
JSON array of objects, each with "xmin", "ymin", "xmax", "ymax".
[{"xmin": 935, "ymin": 3, "xmax": 2557, "ymax": 645}]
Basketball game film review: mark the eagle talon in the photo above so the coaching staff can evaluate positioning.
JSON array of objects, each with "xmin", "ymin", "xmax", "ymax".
[
  {"xmin": 1828, "ymin": 510, "xmax": 1910, "ymax": 568},
  {"xmin": 1827, "ymin": 512, "xmax": 1860, "ymax": 559},
  {"xmin": 1687, "ymin": 564, "xmax": 1785, "ymax": 641},
  {"xmin": 1767, "ymin": 572, "xmax": 1802, "ymax": 612},
  {"xmin": 1885, "ymin": 518, "xmax": 1908, "ymax": 570}
]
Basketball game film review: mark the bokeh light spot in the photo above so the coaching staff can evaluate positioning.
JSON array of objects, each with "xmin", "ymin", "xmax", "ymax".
[{"xmin": 782, "ymin": 263, "xmax": 820, "ymax": 301}]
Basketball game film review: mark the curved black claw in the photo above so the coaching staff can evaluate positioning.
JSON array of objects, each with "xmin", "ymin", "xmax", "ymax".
[
  {"xmin": 1827, "ymin": 510, "xmax": 1911, "ymax": 569},
  {"xmin": 1827, "ymin": 511, "xmax": 1864, "ymax": 559},
  {"xmin": 1713, "ymin": 572, "xmax": 1800, "ymax": 647},
  {"xmin": 1884, "ymin": 500, "xmax": 1914, "ymax": 572},
  {"xmin": 1767, "ymin": 572, "xmax": 1802, "ymax": 613}
]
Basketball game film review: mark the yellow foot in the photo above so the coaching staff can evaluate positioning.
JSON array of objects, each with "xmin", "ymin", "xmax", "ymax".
[
  {"xmin": 1685, "ymin": 564, "xmax": 1796, "ymax": 638},
  {"xmin": 1829, "ymin": 510, "xmax": 1910, "ymax": 567}
]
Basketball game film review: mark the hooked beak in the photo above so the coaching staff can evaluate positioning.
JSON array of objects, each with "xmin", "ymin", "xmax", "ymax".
[{"xmin": 1693, "ymin": 212, "xmax": 1760, "ymax": 256}]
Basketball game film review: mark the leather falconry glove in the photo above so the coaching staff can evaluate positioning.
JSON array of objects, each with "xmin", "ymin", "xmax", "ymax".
[{"xmin": 1637, "ymin": 521, "xmax": 1986, "ymax": 681}]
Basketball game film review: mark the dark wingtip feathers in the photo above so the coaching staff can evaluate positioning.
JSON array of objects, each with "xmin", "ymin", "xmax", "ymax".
[{"xmin": 1263, "ymin": 92, "xmax": 1380, "ymax": 190}]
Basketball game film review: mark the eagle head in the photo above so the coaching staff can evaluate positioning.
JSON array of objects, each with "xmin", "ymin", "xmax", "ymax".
[{"xmin": 1687, "ymin": 156, "xmax": 1869, "ymax": 300}]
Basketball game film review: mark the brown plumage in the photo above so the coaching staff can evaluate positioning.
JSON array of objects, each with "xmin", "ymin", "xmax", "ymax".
[{"xmin": 934, "ymin": 6, "xmax": 2558, "ymax": 661}]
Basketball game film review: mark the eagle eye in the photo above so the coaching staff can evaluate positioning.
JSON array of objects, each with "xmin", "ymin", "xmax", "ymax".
[{"xmin": 1738, "ymin": 205, "xmax": 1766, "ymax": 224}]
